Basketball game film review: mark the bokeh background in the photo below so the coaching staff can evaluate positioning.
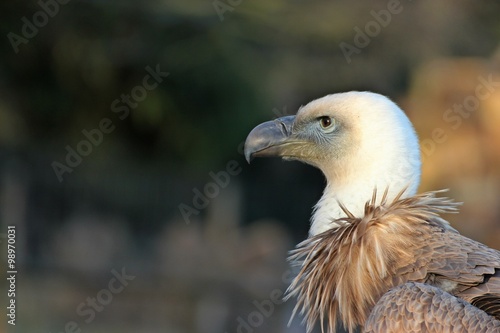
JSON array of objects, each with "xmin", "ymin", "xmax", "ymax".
[{"xmin": 1, "ymin": 1, "xmax": 500, "ymax": 332}]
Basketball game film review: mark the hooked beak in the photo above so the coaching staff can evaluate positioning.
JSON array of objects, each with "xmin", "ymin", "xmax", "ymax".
[{"xmin": 244, "ymin": 115, "xmax": 296, "ymax": 163}]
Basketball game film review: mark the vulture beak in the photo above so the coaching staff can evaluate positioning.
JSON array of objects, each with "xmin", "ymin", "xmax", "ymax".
[{"xmin": 244, "ymin": 115, "xmax": 296, "ymax": 163}]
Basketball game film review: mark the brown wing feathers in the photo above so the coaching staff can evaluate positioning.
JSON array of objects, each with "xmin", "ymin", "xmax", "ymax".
[{"xmin": 364, "ymin": 282, "xmax": 500, "ymax": 333}]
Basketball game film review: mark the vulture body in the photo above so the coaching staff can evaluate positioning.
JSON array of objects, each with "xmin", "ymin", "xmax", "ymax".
[{"xmin": 244, "ymin": 92, "xmax": 500, "ymax": 332}]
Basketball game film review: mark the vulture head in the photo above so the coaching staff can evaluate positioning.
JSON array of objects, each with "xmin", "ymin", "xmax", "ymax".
[{"xmin": 244, "ymin": 91, "xmax": 421, "ymax": 235}]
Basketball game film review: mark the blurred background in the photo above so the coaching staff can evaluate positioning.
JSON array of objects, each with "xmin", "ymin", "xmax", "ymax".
[{"xmin": 1, "ymin": 1, "xmax": 500, "ymax": 332}]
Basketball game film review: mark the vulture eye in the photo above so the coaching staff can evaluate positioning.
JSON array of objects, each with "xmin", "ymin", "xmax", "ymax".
[{"xmin": 319, "ymin": 116, "xmax": 336, "ymax": 132}]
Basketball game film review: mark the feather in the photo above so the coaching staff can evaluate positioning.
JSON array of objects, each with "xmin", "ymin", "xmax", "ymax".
[{"xmin": 364, "ymin": 282, "xmax": 500, "ymax": 333}]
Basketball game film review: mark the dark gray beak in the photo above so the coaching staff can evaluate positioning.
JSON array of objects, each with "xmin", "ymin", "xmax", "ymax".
[{"xmin": 244, "ymin": 115, "xmax": 296, "ymax": 163}]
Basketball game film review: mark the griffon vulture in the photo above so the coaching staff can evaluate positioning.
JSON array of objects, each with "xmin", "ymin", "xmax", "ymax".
[{"xmin": 244, "ymin": 91, "xmax": 500, "ymax": 333}]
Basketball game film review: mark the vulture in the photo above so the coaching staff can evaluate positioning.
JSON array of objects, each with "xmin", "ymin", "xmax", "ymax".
[{"xmin": 243, "ymin": 91, "xmax": 500, "ymax": 333}]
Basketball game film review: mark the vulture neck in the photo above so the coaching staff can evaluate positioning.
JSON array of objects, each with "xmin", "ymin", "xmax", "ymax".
[
  {"xmin": 310, "ymin": 171, "xmax": 418, "ymax": 237},
  {"xmin": 310, "ymin": 183, "xmax": 366, "ymax": 236}
]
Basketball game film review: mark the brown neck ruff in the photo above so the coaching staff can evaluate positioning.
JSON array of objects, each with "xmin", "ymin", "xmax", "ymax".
[{"xmin": 285, "ymin": 190, "xmax": 460, "ymax": 333}]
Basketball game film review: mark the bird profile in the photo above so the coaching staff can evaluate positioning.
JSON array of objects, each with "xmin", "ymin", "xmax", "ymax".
[{"xmin": 244, "ymin": 91, "xmax": 500, "ymax": 333}]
